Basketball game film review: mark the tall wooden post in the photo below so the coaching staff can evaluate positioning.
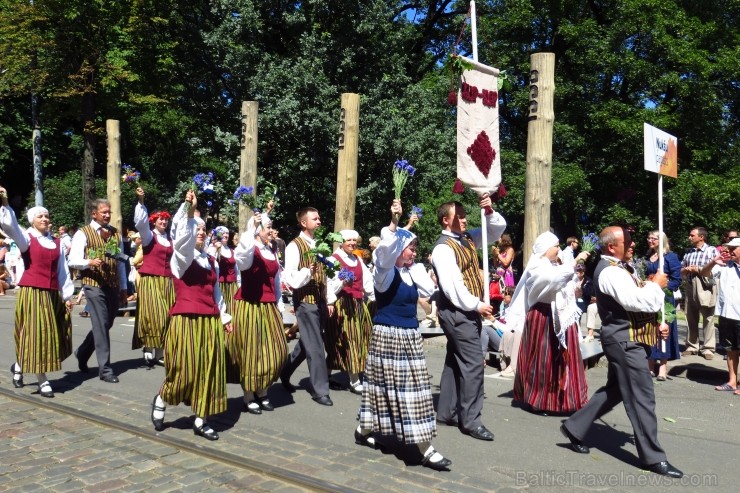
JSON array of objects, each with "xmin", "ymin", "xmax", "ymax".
[
  {"xmin": 523, "ymin": 53, "xmax": 555, "ymax": 264},
  {"xmin": 239, "ymin": 101, "xmax": 259, "ymax": 233},
  {"xmin": 106, "ymin": 119, "xmax": 122, "ymax": 233},
  {"xmin": 334, "ymin": 93, "xmax": 360, "ymax": 237}
]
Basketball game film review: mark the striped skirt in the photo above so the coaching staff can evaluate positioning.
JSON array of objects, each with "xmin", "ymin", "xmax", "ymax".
[
  {"xmin": 359, "ymin": 324, "xmax": 436, "ymax": 444},
  {"xmin": 159, "ymin": 314, "xmax": 227, "ymax": 417},
  {"xmin": 14, "ymin": 286, "xmax": 72, "ymax": 373},
  {"xmin": 132, "ymin": 275, "xmax": 175, "ymax": 349},
  {"xmin": 226, "ymin": 300, "xmax": 288, "ymax": 391},
  {"xmin": 220, "ymin": 281, "xmax": 238, "ymax": 315},
  {"xmin": 513, "ymin": 303, "xmax": 588, "ymax": 413},
  {"xmin": 325, "ymin": 296, "xmax": 372, "ymax": 374}
]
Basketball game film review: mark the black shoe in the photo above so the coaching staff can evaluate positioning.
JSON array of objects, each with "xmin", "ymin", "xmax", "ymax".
[
  {"xmin": 436, "ymin": 417, "xmax": 458, "ymax": 427},
  {"xmin": 642, "ymin": 461, "xmax": 683, "ymax": 478},
  {"xmin": 354, "ymin": 428, "xmax": 382, "ymax": 450},
  {"xmin": 258, "ymin": 398, "xmax": 274, "ymax": 411},
  {"xmin": 39, "ymin": 383, "xmax": 54, "ymax": 398},
  {"xmin": 245, "ymin": 400, "xmax": 262, "ymax": 415},
  {"xmin": 280, "ymin": 376, "xmax": 296, "ymax": 393},
  {"xmin": 312, "ymin": 395, "xmax": 333, "ymax": 406},
  {"xmin": 193, "ymin": 422, "xmax": 219, "ymax": 441},
  {"xmin": 151, "ymin": 396, "xmax": 165, "ymax": 431},
  {"xmin": 464, "ymin": 425, "xmax": 494, "ymax": 441},
  {"xmin": 100, "ymin": 374, "xmax": 119, "ymax": 383},
  {"xmin": 421, "ymin": 449, "xmax": 452, "ymax": 471},
  {"xmin": 10, "ymin": 364, "xmax": 23, "ymax": 388},
  {"xmin": 560, "ymin": 423, "xmax": 589, "ymax": 454},
  {"xmin": 74, "ymin": 350, "xmax": 89, "ymax": 373}
]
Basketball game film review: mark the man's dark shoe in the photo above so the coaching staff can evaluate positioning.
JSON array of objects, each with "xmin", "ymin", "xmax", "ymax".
[
  {"xmin": 100, "ymin": 374, "xmax": 119, "ymax": 383},
  {"xmin": 463, "ymin": 425, "xmax": 494, "ymax": 441},
  {"xmin": 642, "ymin": 461, "xmax": 683, "ymax": 478},
  {"xmin": 74, "ymin": 350, "xmax": 89, "ymax": 373},
  {"xmin": 560, "ymin": 423, "xmax": 589, "ymax": 454},
  {"xmin": 312, "ymin": 395, "xmax": 333, "ymax": 406}
]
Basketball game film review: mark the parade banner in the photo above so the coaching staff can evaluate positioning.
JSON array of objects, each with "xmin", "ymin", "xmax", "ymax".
[
  {"xmin": 456, "ymin": 58, "xmax": 502, "ymax": 195},
  {"xmin": 643, "ymin": 123, "xmax": 678, "ymax": 178}
]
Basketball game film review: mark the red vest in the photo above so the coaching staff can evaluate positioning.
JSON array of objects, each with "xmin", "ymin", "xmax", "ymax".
[
  {"xmin": 335, "ymin": 255, "xmax": 364, "ymax": 299},
  {"xmin": 19, "ymin": 236, "xmax": 60, "ymax": 290},
  {"xmin": 169, "ymin": 256, "xmax": 220, "ymax": 317},
  {"xmin": 138, "ymin": 236, "xmax": 173, "ymax": 277},
  {"xmin": 217, "ymin": 252, "xmax": 237, "ymax": 282},
  {"xmin": 236, "ymin": 247, "xmax": 279, "ymax": 303}
]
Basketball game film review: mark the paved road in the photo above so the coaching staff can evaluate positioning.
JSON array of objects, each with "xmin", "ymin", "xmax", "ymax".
[{"xmin": 1, "ymin": 291, "xmax": 737, "ymax": 492}]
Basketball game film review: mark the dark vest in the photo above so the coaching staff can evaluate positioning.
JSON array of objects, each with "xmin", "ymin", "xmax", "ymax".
[
  {"xmin": 433, "ymin": 234, "xmax": 484, "ymax": 311},
  {"xmin": 291, "ymin": 236, "xmax": 326, "ymax": 305},
  {"xmin": 373, "ymin": 268, "xmax": 419, "ymax": 329},
  {"xmin": 80, "ymin": 224, "xmax": 120, "ymax": 288},
  {"xmin": 593, "ymin": 258, "xmax": 658, "ymax": 346}
]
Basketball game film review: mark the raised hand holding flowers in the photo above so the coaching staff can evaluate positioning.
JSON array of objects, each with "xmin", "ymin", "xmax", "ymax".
[
  {"xmin": 121, "ymin": 164, "xmax": 141, "ymax": 186},
  {"xmin": 392, "ymin": 159, "xmax": 415, "ymax": 200}
]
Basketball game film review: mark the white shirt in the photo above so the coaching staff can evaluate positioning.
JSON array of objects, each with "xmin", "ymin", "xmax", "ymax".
[
  {"xmin": 282, "ymin": 231, "xmax": 328, "ymax": 300},
  {"xmin": 233, "ymin": 219, "xmax": 283, "ymax": 310},
  {"xmin": 373, "ymin": 229, "xmax": 435, "ymax": 298},
  {"xmin": 169, "ymin": 202, "xmax": 231, "ymax": 324},
  {"xmin": 67, "ymin": 219, "xmax": 128, "ymax": 290},
  {"xmin": 558, "ymin": 246, "xmax": 576, "ymax": 267},
  {"xmin": 598, "ymin": 255, "xmax": 665, "ymax": 313},
  {"xmin": 0, "ymin": 206, "xmax": 74, "ymax": 300},
  {"xmin": 431, "ymin": 211, "xmax": 506, "ymax": 311},
  {"xmin": 59, "ymin": 233, "xmax": 72, "ymax": 257},
  {"xmin": 524, "ymin": 258, "xmax": 576, "ymax": 307},
  {"xmin": 710, "ymin": 261, "xmax": 740, "ymax": 321},
  {"xmin": 134, "ymin": 202, "xmax": 171, "ymax": 249}
]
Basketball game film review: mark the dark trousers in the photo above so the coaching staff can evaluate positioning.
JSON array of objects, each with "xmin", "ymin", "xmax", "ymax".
[
  {"xmin": 436, "ymin": 306, "xmax": 485, "ymax": 431},
  {"xmin": 281, "ymin": 302, "xmax": 330, "ymax": 397},
  {"xmin": 77, "ymin": 285, "xmax": 119, "ymax": 378},
  {"xmin": 564, "ymin": 341, "xmax": 667, "ymax": 465}
]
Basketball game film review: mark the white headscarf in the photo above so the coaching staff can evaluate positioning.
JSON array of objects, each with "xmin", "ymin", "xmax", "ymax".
[
  {"xmin": 340, "ymin": 229, "xmax": 359, "ymax": 241},
  {"xmin": 504, "ymin": 231, "xmax": 560, "ymax": 333},
  {"xmin": 27, "ymin": 206, "xmax": 49, "ymax": 225}
]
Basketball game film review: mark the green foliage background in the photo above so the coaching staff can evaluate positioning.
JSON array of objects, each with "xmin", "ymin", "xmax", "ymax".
[{"xmin": 0, "ymin": 0, "xmax": 737, "ymax": 256}]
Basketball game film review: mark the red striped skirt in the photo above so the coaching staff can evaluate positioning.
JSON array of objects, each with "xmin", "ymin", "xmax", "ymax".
[{"xmin": 513, "ymin": 302, "xmax": 588, "ymax": 413}]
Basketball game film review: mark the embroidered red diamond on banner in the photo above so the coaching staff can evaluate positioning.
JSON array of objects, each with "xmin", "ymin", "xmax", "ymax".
[{"xmin": 466, "ymin": 131, "xmax": 495, "ymax": 177}]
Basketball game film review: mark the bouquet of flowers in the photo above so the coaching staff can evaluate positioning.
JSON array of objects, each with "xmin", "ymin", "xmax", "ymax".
[
  {"xmin": 233, "ymin": 185, "xmax": 259, "ymax": 212},
  {"xmin": 192, "ymin": 172, "xmax": 215, "ymax": 195},
  {"xmin": 409, "ymin": 205, "xmax": 423, "ymax": 219},
  {"xmin": 303, "ymin": 227, "xmax": 344, "ymax": 278},
  {"xmin": 258, "ymin": 180, "xmax": 279, "ymax": 211},
  {"xmin": 337, "ymin": 268, "xmax": 355, "ymax": 283},
  {"xmin": 392, "ymin": 159, "xmax": 416, "ymax": 200},
  {"xmin": 580, "ymin": 232, "xmax": 599, "ymax": 255},
  {"xmin": 121, "ymin": 164, "xmax": 140, "ymax": 185}
]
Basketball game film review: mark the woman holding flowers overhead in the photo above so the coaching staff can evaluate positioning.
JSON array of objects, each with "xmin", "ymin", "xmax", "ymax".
[
  {"xmin": 355, "ymin": 199, "xmax": 452, "ymax": 471},
  {"xmin": 132, "ymin": 187, "xmax": 175, "ymax": 367},
  {"xmin": 325, "ymin": 229, "xmax": 374, "ymax": 394},
  {"xmin": 1, "ymin": 186, "xmax": 74, "ymax": 398},
  {"xmin": 510, "ymin": 232, "xmax": 590, "ymax": 414},
  {"xmin": 150, "ymin": 190, "xmax": 232, "ymax": 441},
  {"xmin": 227, "ymin": 210, "xmax": 288, "ymax": 414}
]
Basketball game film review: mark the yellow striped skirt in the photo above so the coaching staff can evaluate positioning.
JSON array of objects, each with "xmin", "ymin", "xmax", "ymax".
[
  {"xmin": 14, "ymin": 286, "xmax": 72, "ymax": 373},
  {"xmin": 132, "ymin": 275, "xmax": 175, "ymax": 349},
  {"xmin": 325, "ymin": 296, "xmax": 372, "ymax": 374}
]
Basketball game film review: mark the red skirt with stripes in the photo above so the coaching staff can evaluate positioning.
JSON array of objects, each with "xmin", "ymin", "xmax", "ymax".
[{"xmin": 513, "ymin": 302, "xmax": 588, "ymax": 413}]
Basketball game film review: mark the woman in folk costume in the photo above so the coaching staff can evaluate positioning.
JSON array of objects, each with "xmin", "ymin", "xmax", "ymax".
[
  {"xmin": 132, "ymin": 187, "xmax": 175, "ymax": 367},
  {"xmin": 511, "ymin": 231, "xmax": 590, "ymax": 413},
  {"xmin": 150, "ymin": 190, "xmax": 232, "ymax": 441},
  {"xmin": 228, "ymin": 211, "xmax": 288, "ymax": 414},
  {"xmin": 1, "ymin": 187, "xmax": 73, "ymax": 397},
  {"xmin": 325, "ymin": 229, "xmax": 374, "ymax": 394},
  {"xmin": 208, "ymin": 225, "xmax": 238, "ymax": 313},
  {"xmin": 355, "ymin": 200, "xmax": 452, "ymax": 471}
]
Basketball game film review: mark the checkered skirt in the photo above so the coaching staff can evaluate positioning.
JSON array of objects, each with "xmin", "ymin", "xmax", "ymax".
[{"xmin": 359, "ymin": 324, "xmax": 437, "ymax": 444}]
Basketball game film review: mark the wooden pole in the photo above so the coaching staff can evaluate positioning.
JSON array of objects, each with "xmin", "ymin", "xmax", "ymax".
[
  {"xmin": 106, "ymin": 119, "xmax": 122, "ymax": 233},
  {"xmin": 523, "ymin": 53, "xmax": 555, "ymax": 264},
  {"xmin": 239, "ymin": 101, "xmax": 259, "ymax": 233},
  {"xmin": 334, "ymin": 93, "xmax": 360, "ymax": 237}
]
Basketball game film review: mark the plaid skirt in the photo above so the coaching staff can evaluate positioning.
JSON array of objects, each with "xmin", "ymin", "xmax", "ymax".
[
  {"xmin": 159, "ymin": 314, "xmax": 227, "ymax": 417},
  {"xmin": 359, "ymin": 323, "xmax": 436, "ymax": 444},
  {"xmin": 14, "ymin": 286, "xmax": 72, "ymax": 373},
  {"xmin": 226, "ymin": 299, "xmax": 288, "ymax": 391},
  {"xmin": 513, "ymin": 302, "xmax": 588, "ymax": 413},
  {"xmin": 325, "ymin": 296, "xmax": 372, "ymax": 374},
  {"xmin": 132, "ymin": 274, "xmax": 175, "ymax": 349}
]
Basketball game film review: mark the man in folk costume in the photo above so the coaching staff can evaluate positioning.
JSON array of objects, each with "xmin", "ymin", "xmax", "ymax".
[
  {"xmin": 68, "ymin": 198, "xmax": 128, "ymax": 383},
  {"xmin": 561, "ymin": 227, "xmax": 683, "ymax": 478},
  {"xmin": 432, "ymin": 194, "xmax": 506, "ymax": 441},
  {"xmin": 325, "ymin": 229, "xmax": 374, "ymax": 394},
  {"xmin": 279, "ymin": 207, "xmax": 333, "ymax": 406},
  {"xmin": 132, "ymin": 187, "xmax": 175, "ymax": 367}
]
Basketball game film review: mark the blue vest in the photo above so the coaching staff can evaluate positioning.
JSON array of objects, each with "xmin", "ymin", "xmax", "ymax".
[{"xmin": 373, "ymin": 268, "xmax": 419, "ymax": 329}]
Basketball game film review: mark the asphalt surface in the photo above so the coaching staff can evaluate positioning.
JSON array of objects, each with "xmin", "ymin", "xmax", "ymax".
[{"xmin": 1, "ymin": 290, "xmax": 738, "ymax": 492}]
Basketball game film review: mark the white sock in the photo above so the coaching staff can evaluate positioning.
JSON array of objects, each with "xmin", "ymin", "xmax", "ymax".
[
  {"xmin": 356, "ymin": 425, "xmax": 376, "ymax": 446},
  {"xmin": 39, "ymin": 380, "xmax": 52, "ymax": 392},
  {"xmin": 419, "ymin": 444, "xmax": 444, "ymax": 463},
  {"xmin": 12, "ymin": 362, "xmax": 21, "ymax": 380},
  {"xmin": 153, "ymin": 395, "xmax": 166, "ymax": 420},
  {"xmin": 194, "ymin": 416, "xmax": 205, "ymax": 428},
  {"xmin": 143, "ymin": 350, "xmax": 153, "ymax": 362}
]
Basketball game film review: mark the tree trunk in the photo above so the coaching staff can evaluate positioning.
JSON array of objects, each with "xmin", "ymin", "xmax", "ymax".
[
  {"xmin": 81, "ymin": 90, "xmax": 97, "ymax": 215},
  {"xmin": 333, "ymin": 93, "xmax": 360, "ymax": 244}
]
